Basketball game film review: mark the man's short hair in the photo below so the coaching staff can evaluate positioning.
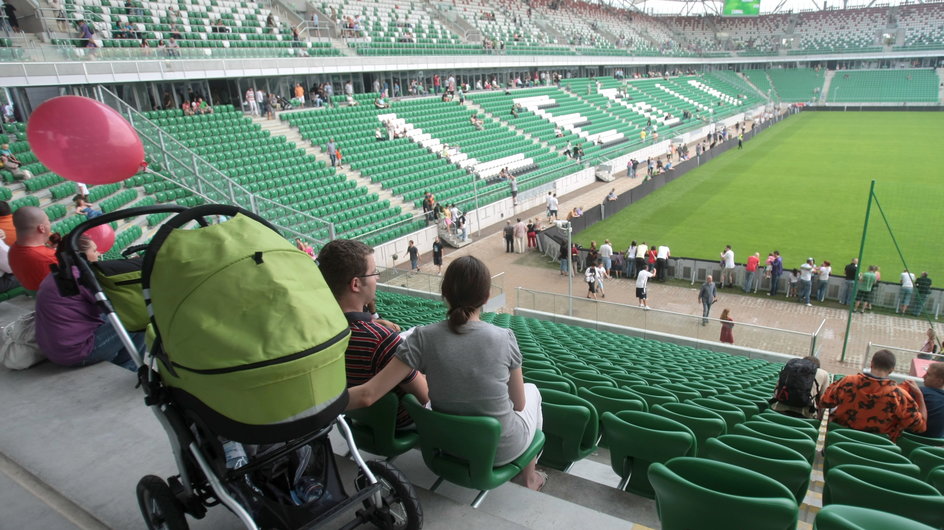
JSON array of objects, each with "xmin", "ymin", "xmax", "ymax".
[
  {"xmin": 317, "ymin": 239, "xmax": 373, "ymax": 298},
  {"xmin": 926, "ymin": 362, "xmax": 944, "ymax": 382},
  {"xmin": 803, "ymin": 355, "xmax": 821, "ymax": 369},
  {"xmin": 871, "ymin": 349, "xmax": 896, "ymax": 372},
  {"xmin": 12, "ymin": 206, "xmax": 47, "ymax": 232}
]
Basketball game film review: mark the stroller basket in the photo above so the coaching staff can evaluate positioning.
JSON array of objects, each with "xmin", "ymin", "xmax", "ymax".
[{"xmin": 55, "ymin": 204, "xmax": 423, "ymax": 530}]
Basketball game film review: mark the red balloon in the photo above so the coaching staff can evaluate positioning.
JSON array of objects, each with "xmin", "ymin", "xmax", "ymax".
[
  {"xmin": 85, "ymin": 224, "xmax": 116, "ymax": 254},
  {"xmin": 26, "ymin": 96, "xmax": 144, "ymax": 185}
]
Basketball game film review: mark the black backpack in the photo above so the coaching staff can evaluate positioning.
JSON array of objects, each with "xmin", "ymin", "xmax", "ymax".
[{"xmin": 772, "ymin": 358, "xmax": 818, "ymax": 408}]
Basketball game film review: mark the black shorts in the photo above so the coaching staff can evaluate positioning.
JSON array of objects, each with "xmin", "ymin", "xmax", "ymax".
[
  {"xmin": 856, "ymin": 290, "xmax": 873, "ymax": 302},
  {"xmin": 587, "ymin": 281, "xmax": 596, "ymax": 293},
  {"xmin": 636, "ymin": 287, "xmax": 647, "ymax": 299}
]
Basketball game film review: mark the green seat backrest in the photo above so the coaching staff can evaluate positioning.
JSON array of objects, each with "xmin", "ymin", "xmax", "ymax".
[
  {"xmin": 824, "ymin": 442, "xmax": 920, "ymax": 478},
  {"xmin": 601, "ymin": 410, "xmax": 696, "ymax": 498},
  {"xmin": 648, "ymin": 457, "xmax": 798, "ymax": 530},
  {"xmin": 523, "ymin": 370, "xmax": 577, "ymax": 394},
  {"xmin": 402, "ymin": 394, "xmax": 545, "ymax": 494},
  {"xmin": 897, "ymin": 430, "xmax": 944, "ymax": 458},
  {"xmin": 823, "ymin": 464, "xmax": 944, "ymax": 528},
  {"xmin": 814, "ymin": 504, "xmax": 937, "ymax": 530},
  {"xmin": 733, "ymin": 421, "xmax": 817, "ymax": 463},
  {"xmin": 909, "ymin": 446, "xmax": 944, "ymax": 482},
  {"xmin": 346, "ymin": 392, "xmax": 418, "ymax": 459},
  {"xmin": 756, "ymin": 411, "xmax": 820, "ymax": 441},
  {"xmin": 538, "ymin": 388, "xmax": 599, "ymax": 471},
  {"xmin": 628, "ymin": 384, "xmax": 680, "ymax": 409},
  {"xmin": 652, "ymin": 402, "xmax": 726, "ymax": 455},
  {"xmin": 704, "ymin": 434, "xmax": 812, "ymax": 503},
  {"xmin": 689, "ymin": 397, "xmax": 746, "ymax": 432},
  {"xmin": 827, "ymin": 426, "xmax": 900, "ymax": 453}
]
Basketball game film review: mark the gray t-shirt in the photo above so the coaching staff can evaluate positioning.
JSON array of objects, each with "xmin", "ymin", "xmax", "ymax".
[{"xmin": 397, "ymin": 320, "xmax": 527, "ymax": 465}]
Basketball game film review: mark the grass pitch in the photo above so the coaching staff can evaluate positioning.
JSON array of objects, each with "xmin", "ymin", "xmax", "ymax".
[{"xmin": 576, "ymin": 112, "xmax": 944, "ymax": 280}]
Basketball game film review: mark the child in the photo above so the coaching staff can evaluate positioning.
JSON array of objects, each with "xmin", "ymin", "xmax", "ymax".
[
  {"xmin": 764, "ymin": 252, "xmax": 774, "ymax": 279},
  {"xmin": 787, "ymin": 268, "xmax": 799, "ymax": 298}
]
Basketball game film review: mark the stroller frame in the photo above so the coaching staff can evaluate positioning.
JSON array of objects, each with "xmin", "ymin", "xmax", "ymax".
[{"xmin": 55, "ymin": 205, "xmax": 422, "ymax": 530}]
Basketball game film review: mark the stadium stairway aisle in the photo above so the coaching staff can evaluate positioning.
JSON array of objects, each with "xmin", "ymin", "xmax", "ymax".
[{"xmin": 247, "ymin": 112, "xmax": 415, "ymax": 219}]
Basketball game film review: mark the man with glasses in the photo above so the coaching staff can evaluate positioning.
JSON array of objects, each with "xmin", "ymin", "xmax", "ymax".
[{"xmin": 318, "ymin": 239, "xmax": 428, "ymax": 428}]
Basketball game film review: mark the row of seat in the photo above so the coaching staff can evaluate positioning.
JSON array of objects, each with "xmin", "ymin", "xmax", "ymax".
[{"xmin": 357, "ymin": 291, "xmax": 944, "ymax": 524}]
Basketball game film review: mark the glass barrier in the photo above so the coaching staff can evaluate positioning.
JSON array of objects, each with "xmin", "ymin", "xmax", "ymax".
[
  {"xmin": 516, "ymin": 287, "xmax": 818, "ymax": 355},
  {"xmin": 862, "ymin": 342, "xmax": 943, "ymax": 376}
]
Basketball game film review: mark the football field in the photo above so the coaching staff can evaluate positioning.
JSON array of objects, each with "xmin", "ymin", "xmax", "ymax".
[{"xmin": 576, "ymin": 112, "xmax": 944, "ymax": 279}]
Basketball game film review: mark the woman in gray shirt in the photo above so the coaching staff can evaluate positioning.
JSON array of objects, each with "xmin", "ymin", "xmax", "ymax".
[{"xmin": 348, "ymin": 256, "xmax": 545, "ymax": 490}]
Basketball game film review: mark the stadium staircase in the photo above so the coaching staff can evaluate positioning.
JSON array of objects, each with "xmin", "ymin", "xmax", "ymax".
[
  {"xmin": 248, "ymin": 112, "xmax": 414, "ymax": 217},
  {"xmin": 938, "ymin": 68, "xmax": 944, "ymax": 101},
  {"xmin": 820, "ymin": 70, "xmax": 835, "ymax": 104}
]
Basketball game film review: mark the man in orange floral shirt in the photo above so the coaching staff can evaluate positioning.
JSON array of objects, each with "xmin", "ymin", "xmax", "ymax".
[{"xmin": 821, "ymin": 349, "xmax": 927, "ymax": 441}]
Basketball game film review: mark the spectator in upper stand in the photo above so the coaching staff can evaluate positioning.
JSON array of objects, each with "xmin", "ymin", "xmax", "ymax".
[
  {"xmin": 470, "ymin": 112, "xmax": 483, "ymax": 130},
  {"xmin": 1, "ymin": 143, "xmax": 32, "ymax": 181},
  {"xmin": 266, "ymin": 11, "xmax": 276, "ymax": 33},
  {"xmin": 8, "ymin": 206, "xmax": 58, "ymax": 292},
  {"xmin": 326, "ymin": 138, "xmax": 338, "ymax": 167},
  {"xmin": 318, "ymin": 239, "xmax": 429, "ymax": 429},
  {"xmin": 165, "ymin": 37, "xmax": 180, "ymax": 56},
  {"xmin": 73, "ymin": 195, "xmax": 102, "ymax": 219},
  {"xmin": 374, "ymin": 95, "xmax": 389, "ymax": 109},
  {"xmin": 822, "ymin": 349, "xmax": 926, "ymax": 442}
]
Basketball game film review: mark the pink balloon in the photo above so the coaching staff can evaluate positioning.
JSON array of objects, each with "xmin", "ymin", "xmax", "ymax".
[
  {"xmin": 85, "ymin": 224, "xmax": 116, "ymax": 254},
  {"xmin": 27, "ymin": 96, "xmax": 144, "ymax": 185}
]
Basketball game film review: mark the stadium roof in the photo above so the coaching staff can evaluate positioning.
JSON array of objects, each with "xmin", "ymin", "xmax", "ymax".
[{"xmin": 604, "ymin": 0, "xmax": 928, "ymax": 16}]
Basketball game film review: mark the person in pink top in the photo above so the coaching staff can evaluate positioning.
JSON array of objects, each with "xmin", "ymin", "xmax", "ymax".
[{"xmin": 743, "ymin": 252, "xmax": 760, "ymax": 293}]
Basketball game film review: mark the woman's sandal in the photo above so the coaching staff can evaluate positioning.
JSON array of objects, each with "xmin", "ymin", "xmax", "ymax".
[{"xmin": 535, "ymin": 470, "xmax": 549, "ymax": 492}]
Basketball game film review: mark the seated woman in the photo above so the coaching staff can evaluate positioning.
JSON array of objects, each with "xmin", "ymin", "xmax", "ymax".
[
  {"xmin": 347, "ymin": 256, "xmax": 546, "ymax": 490},
  {"xmin": 35, "ymin": 236, "xmax": 144, "ymax": 371},
  {"xmin": 74, "ymin": 195, "xmax": 103, "ymax": 219},
  {"xmin": 374, "ymin": 96, "xmax": 388, "ymax": 109}
]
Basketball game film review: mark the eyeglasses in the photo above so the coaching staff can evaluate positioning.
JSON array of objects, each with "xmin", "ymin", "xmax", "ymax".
[{"xmin": 357, "ymin": 271, "xmax": 380, "ymax": 278}]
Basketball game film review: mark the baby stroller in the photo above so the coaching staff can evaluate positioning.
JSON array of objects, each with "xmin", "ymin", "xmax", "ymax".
[
  {"xmin": 53, "ymin": 204, "xmax": 423, "ymax": 530},
  {"xmin": 275, "ymin": 94, "xmax": 295, "ymax": 111}
]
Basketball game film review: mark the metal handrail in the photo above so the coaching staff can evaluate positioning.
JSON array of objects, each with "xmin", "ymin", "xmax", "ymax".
[{"xmin": 97, "ymin": 86, "xmax": 336, "ymax": 244}]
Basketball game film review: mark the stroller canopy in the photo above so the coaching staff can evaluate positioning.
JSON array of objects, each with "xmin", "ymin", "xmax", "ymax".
[{"xmin": 147, "ymin": 211, "xmax": 349, "ymax": 427}]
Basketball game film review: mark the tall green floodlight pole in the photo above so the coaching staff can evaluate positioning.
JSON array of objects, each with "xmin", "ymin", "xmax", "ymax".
[{"xmin": 841, "ymin": 180, "xmax": 875, "ymax": 363}]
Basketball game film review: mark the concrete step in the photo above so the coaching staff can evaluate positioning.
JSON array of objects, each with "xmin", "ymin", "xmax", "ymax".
[{"xmin": 0, "ymin": 357, "xmax": 651, "ymax": 530}]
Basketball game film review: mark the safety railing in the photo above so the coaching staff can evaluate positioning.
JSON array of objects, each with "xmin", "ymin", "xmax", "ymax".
[
  {"xmin": 862, "ymin": 342, "xmax": 943, "ymax": 376},
  {"xmin": 516, "ymin": 287, "xmax": 822, "ymax": 356},
  {"xmin": 96, "ymin": 86, "xmax": 335, "ymax": 245}
]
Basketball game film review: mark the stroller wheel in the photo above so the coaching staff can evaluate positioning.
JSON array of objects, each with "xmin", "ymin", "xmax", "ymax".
[
  {"xmin": 137, "ymin": 475, "xmax": 189, "ymax": 530},
  {"xmin": 355, "ymin": 460, "xmax": 423, "ymax": 530}
]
